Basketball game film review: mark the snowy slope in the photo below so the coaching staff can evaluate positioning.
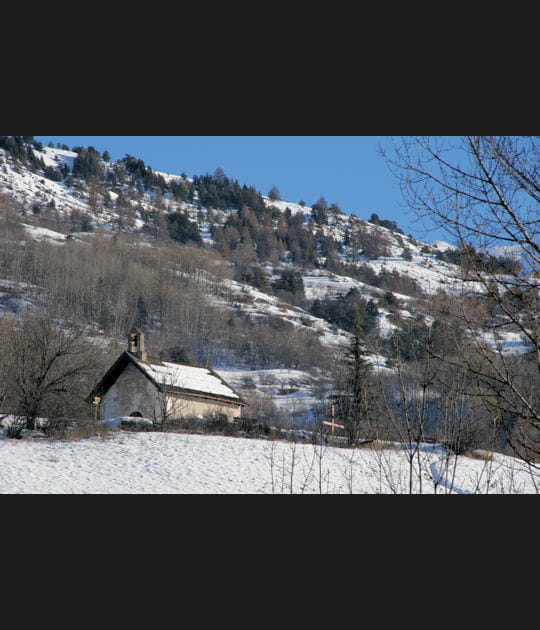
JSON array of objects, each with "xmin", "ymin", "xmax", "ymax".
[
  {"xmin": 0, "ymin": 430, "xmax": 537, "ymax": 494},
  {"xmin": 0, "ymin": 142, "xmax": 466, "ymax": 305},
  {"xmin": 211, "ymin": 277, "xmax": 351, "ymax": 349},
  {"xmin": 0, "ymin": 147, "xmax": 87, "ymax": 214},
  {"xmin": 0, "ymin": 142, "xmax": 530, "ymax": 410}
]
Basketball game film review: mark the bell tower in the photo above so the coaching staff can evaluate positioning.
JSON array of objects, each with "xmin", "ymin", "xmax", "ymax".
[{"xmin": 127, "ymin": 327, "xmax": 147, "ymax": 362}]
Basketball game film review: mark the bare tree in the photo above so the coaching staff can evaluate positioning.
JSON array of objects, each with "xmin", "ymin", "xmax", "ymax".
[
  {"xmin": 383, "ymin": 136, "xmax": 540, "ymax": 465},
  {"xmin": 149, "ymin": 377, "xmax": 189, "ymax": 431},
  {"xmin": 376, "ymin": 325, "xmax": 436, "ymax": 493},
  {"xmin": 0, "ymin": 314, "xmax": 102, "ymax": 431}
]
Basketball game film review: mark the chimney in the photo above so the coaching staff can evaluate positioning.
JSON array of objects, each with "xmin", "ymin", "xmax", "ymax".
[{"xmin": 128, "ymin": 327, "xmax": 147, "ymax": 362}]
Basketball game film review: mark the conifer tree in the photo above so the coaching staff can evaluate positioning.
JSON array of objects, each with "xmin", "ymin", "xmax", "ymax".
[
  {"xmin": 268, "ymin": 186, "xmax": 282, "ymax": 201},
  {"xmin": 213, "ymin": 167, "xmax": 227, "ymax": 183},
  {"xmin": 311, "ymin": 196, "xmax": 329, "ymax": 225},
  {"xmin": 168, "ymin": 346, "xmax": 192, "ymax": 364},
  {"xmin": 272, "ymin": 269, "xmax": 304, "ymax": 295},
  {"xmin": 333, "ymin": 328, "xmax": 378, "ymax": 446}
]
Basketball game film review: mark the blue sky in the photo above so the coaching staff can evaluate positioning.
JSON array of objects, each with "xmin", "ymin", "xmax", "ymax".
[{"xmin": 35, "ymin": 135, "xmax": 447, "ymax": 242}]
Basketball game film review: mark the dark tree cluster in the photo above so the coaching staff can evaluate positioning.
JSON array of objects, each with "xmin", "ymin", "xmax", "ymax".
[
  {"xmin": 72, "ymin": 147, "xmax": 104, "ymax": 181},
  {"xmin": 1, "ymin": 136, "xmax": 39, "ymax": 162},
  {"xmin": 212, "ymin": 203, "xmax": 319, "ymax": 267},
  {"xmin": 42, "ymin": 164, "xmax": 66, "ymax": 182},
  {"xmin": 192, "ymin": 172, "xmax": 267, "ymax": 214},
  {"xmin": 310, "ymin": 288, "xmax": 379, "ymax": 335},
  {"xmin": 310, "ymin": 197, "xmax": 343, "ymax": 226},
  {"xmin": 0, "ymin": 136, "xmax": 52, "ymax": 175},
  {"xmin": 272, "ymin": 269, "xmax": 305, "ymax": 295},
  {"xmin": 434, "ymin": 245, "xmax": 522, "ymax": 276},
  {"xmin": 122, "ymin": 155, "xmax": 169, "ymax": 193},
  {"xmin": 373, "ymin": 268, "xmax": 423, "ymax": 298},
  {"xmin": 235, "ymin": 265, "xmax": 271, "ymax": 292},
  {"xmin": 369, "ymin": 212, "xmax": 404, "ymax": 234},
  {"xmin": 311, "ymin": 197, "xmax": 329, "ymax": 225},
  {"xmin": 332, "ymin": 331, "xmax": 379, "ymax": 446},
  {"xmin": 120, "ymin": 155, "xmax": 190, "ymax": 200},
  {"xmin": 166, "ymin": 211, "xmax": 202, "ymax": 245}
]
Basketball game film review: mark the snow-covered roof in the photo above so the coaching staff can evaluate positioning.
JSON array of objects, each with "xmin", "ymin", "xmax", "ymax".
[{"xmin": 131, "ymin": 355, "xmax": 244, "ymax": 403}]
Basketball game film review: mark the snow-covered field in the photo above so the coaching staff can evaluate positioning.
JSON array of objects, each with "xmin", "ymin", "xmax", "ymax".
[{"xmin": 1, "ymin": 430, "xmax": 537, "ymax": 494}]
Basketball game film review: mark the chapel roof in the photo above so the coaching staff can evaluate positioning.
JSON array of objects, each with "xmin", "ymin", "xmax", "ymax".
[
  {"xmin": 129, "ymin": 354, "xmax": 244, "ymax": 403},
  {"xmin": 89, "ymin": 351, "xmax": 245, "ymax": 406}
]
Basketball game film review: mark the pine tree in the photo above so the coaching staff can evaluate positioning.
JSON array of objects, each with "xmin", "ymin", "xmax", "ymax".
[
  {"xmin": 135, "ymin": 295, "xmax": 149, "ymax": 329},
  {"xmin": 168, "ymin": 346, "xmax": 192, "ymax": 364},
  {"xmin": 311, "ymin": 197, "xmax": 329, "ymax": 225},
  {"xmin": 213, "ymin": 167, "xmax": 227, "ymax": 183},
  {"xmin": 272, "ymin": 269, "xmax": 304, "ymax": 295},
  {"xmin": 268, "ymin": 185, "xmax": 282, "ymax": 201},
  {"xmin": 334, "ymin": 329, "xmax": 378, "ymax": 446},
  {"xmin": 166, "ymin": 211, "xmax": 202, "ymax": 245}
]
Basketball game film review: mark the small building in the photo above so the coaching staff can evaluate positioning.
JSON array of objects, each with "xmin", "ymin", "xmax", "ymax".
[{"xmin": 89, "ymin": 328, "xmax": 246, "ymax": 422}]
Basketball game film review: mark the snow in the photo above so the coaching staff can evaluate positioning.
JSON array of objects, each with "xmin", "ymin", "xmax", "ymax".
[
  {"xmin": 0, "ymin": 149, "xmax": 89, "ymax": 216},
  {"xmin": 134, "ymin": 357, "xmax": 242, "ymax": 400},
  {"xmin": 217, "ymin": 367, "xmax": 321, "ymax": 416},
  {"xmin": 22, "ymin": 223, "xmax": 66, "ymax": 243},
  {"xmin": 263, "ymin": 196, "xmax": 311, "ymax": 217},
  {"xmin": 0, "ymin": 430, "xmax": 537, "ymax": 493},
  {"xmin": 479, "ymin": 330, "xmax": 532, "ymax": 355},
  {"xmin": 210, "ymin": 277, "xmax": 351, "ymax": 350},
  {"xmin": 431, "ymin": 240, "xmax": 456, "ymax": 252},
  {"xmin": 38, "ymin": 146, "xmax": 77, "ymax": 170},
  {"xmin": 302, "ymin": 271, "xmax": 362, "ymax": 301}
]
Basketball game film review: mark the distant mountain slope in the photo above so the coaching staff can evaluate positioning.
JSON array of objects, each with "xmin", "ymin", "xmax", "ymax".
[
  {"xmin": 0, "ymin": 139, "xmax": 497, "ymax": 344},
  {"xmin": 1, "ymin": 137, "xmax": 526, "ymax": 419}
]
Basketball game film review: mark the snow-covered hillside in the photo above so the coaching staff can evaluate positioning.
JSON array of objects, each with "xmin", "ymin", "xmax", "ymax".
[
  {"xmin": 0, "ymin": 430, "xmax": 537, "ymax": 493},
  {"xmin": 0, "ymin": 140, "xmax": 532, "ymax": 424}
]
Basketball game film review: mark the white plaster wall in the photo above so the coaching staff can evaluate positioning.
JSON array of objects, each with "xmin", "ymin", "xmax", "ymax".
[
  {"xmin": 100, "ymin": 363, "xmax": 158, "ymax": 420},
  {"xmin": 166, "ymin": 395, "xmax": 242, "ymax": 421}
]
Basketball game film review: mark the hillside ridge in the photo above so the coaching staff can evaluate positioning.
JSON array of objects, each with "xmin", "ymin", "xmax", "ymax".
[{"xmin": 0, "ymin": 137, "xmax": 524, "ymax": 427}]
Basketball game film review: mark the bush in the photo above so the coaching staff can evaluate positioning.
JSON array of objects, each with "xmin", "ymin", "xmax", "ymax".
[
  {"xmin": 442, "ymin": 423, "xmax": 483, "ymax": 456},
  {"xmin": 43, "ymin": 165, "xmax": 63, "ymax": 182},
  {"xmin": 41, "ymin": 417, "xmax": 113, "ymax": 441},
  {"xmin": 41, "ymin": 417, "xmax": 73, "ymax": 439},
  {"xmin": 204, "ymin": 413, "xmax": 241, "ymax": 436},
  {"xmin": 5, "ymin": 422, "xmax": 24, "ymax": 439},
  {"xmin": 120, "ymin": 417, "xmax": 153, "ymax": 431}
]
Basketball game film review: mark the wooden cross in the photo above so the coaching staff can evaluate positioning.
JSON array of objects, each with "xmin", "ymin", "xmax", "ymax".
[
  {"xmin": 92, "ymin": 396, "xmax": 101, "ymax": 422},
  {"xmin": 322, "ymin": 404, "xmax": 345, "ymax": 435}
]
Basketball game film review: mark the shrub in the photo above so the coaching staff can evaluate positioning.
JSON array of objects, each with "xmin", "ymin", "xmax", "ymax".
[
  {"xmin": 5, "ymin": 422, "xmax": 24, "ymax": 439},
  {"xmin": 120, "ymin": 418, "xmax": 153, "ymax": 432}
]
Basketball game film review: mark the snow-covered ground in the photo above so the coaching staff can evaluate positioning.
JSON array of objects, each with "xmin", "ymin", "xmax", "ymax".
[
  {"xmin": 216, "ymin": 367, "xmax": 322, "ymax": 419},
  {"xmin": 0, "ymin": 430, "xmax": 537, "ymax": 494},
  {"xmin": 211, "ymin": 277, "xmax": 351, "ymax": 350},
  {"xmin": 22, "ymin": 223, "xmax": 67, "ymax": 244}
]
